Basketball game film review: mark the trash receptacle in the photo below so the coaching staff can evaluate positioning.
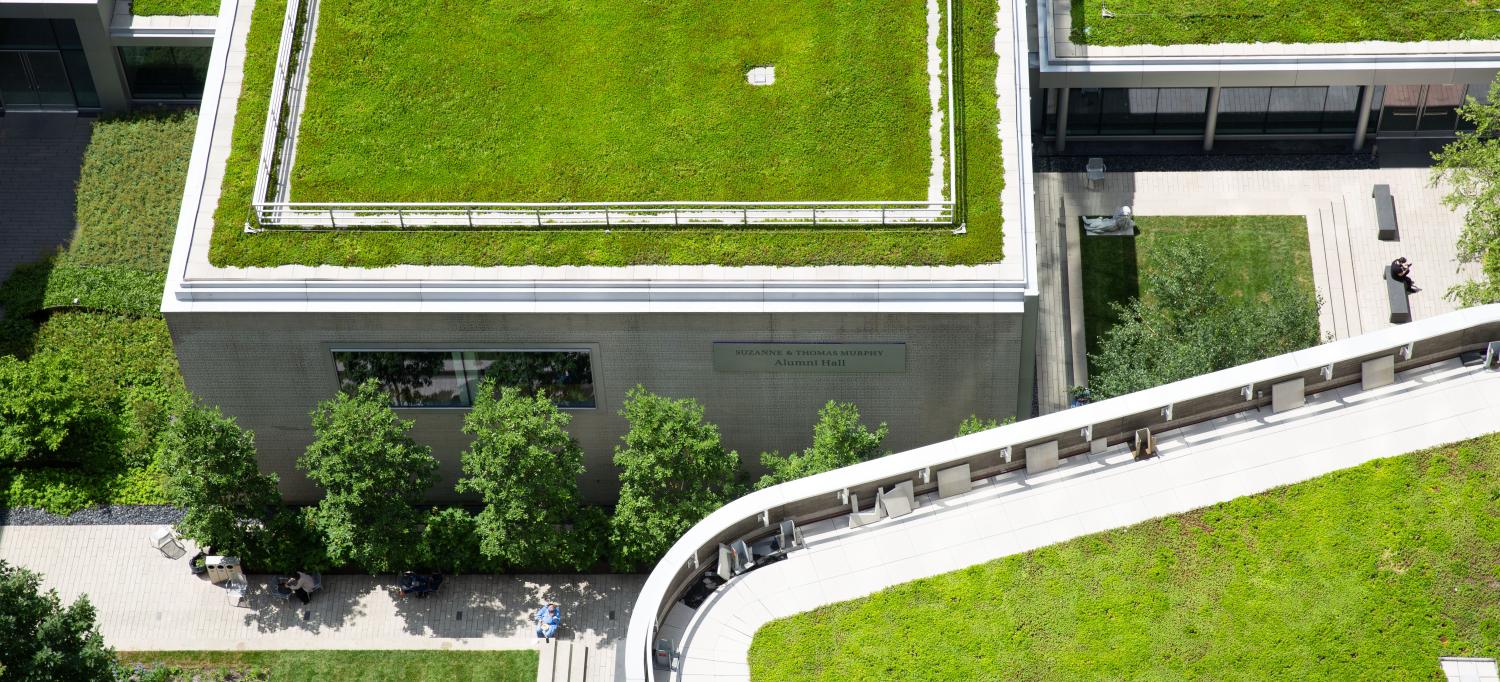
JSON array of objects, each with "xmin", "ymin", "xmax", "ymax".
[{"xmin": 205, "ymin": 556, "xmax": 241, "ymax": 584}]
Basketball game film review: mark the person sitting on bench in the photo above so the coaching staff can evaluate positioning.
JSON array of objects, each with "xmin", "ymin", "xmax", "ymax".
[
  {"xmin": 1390, "ymin": 257, "xmax": 1419, "ymax": 293},
  {"xmin": 534, "ymin": 603, "xmax": 561, "ymax": 643}
]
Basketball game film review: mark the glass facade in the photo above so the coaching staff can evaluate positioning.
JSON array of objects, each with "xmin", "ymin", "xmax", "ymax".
[
  {"xmin": 1061, "ymin": 87, "xmax": 1210, "ymax": 136},
  {"xmin": 119, "ymin": 46, "xmax": 210, "ymax": 100},
  {"xmin": 333, "ymin": 350, "xmax": 596, "ymax": 408},
  {"xmin": 1217, "ymin": 86, "xmax": 1363, "ymax": 135},
  {"xmin": 0, "ymin": 19, "xmax": 98, "ymax": 110}
]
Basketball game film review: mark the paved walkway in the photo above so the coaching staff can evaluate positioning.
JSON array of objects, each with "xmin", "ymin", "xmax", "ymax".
[
  {"xmin": 1035, "ymin": 166, "xmax": 1481, "ymax": 392},
  {"xmin": 0, "ymin": 114, "xmax": 92, "ymax": 288},
  {"xmin": 0, "ymin": 525, "xmax": 643, "ymax": 679},
  {"xmin": 661, "ymin": 355, "xmax": 1500, "ymax": 680}
]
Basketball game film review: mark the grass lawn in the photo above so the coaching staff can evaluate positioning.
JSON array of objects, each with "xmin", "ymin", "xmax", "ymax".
[
  {"xmin": 1080, "ymin": 215, "xmax": 1314, "ymax": 367},
  {"xmin": 209, "ymin": 0, "xmax": 1005, "ymax": 267},
  {"xmin": 1071, "ymin": 0, "xmax": 1500, "ymax": 45},
  {"xmin": 749, "ymin": 432, "xmax": 1500, "ymax": 680},
  {"xmin": 117, "ymin": 650, "xmax": 537, "ymax": 682},
  {"xmin": 132, "ymin": 0, "xmax": 220, "ymax": 16},
  {"xmin": 0, "ymin": 113, "xmax": 197, "ymax": 513}
]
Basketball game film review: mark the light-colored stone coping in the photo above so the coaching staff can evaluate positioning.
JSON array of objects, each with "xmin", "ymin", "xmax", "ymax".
[
  {"xmin": 112, "ymin": 0, "xmax": 218, "ymax": 40},
  {"xmin": 1046, "ymin": 0, "xmax": 1500, "ymax": 62},
  {"xmin": 163, "ymin": 0, "xmax": 1033, "ymax": 303}
]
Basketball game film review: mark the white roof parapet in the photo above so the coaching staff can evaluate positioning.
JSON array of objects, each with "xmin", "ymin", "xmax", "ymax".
[{"xmin": 621, "ymin": 302, "xmax": 1500, "ymax": 681}]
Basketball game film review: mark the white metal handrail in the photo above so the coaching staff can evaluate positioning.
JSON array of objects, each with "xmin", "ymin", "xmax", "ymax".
[
  {"xmin": 250, "ymin": 201, "xmax": 957, "ymax": 230},
  {"xmin": 622, "ymin": 304, "xmax": 1500, "ymax": 681},
  {"xmin": 250, "ymin": 0, "xmax": 302, "ymax": 206}
]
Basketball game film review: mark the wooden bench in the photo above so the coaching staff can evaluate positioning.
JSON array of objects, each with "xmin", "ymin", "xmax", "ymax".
[
  {"xmin": 1373, "ymin": 184, "xmax": 1398, "ymax": 241},
  {"xmin": 1384, "ymin": 265, "xmax": 1411, "ymax": 323}
]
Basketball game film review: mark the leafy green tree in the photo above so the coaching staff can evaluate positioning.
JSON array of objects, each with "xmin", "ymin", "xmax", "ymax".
[
  {"xmin": 418, "ymin": 507, "xmax": 487, "ymax": 575},
  {"xmin": 957, "ymin": 414, "xmax": 1014, "ymax": 436},
  {"xmin": 301, "ymin": 379, "xmax": 438, "ymax": 573},
  {"xmin": 610, "ymin": 386, "xmax": 743, "ymax": 570},
  {"xmin": 1434, "ymin": 79, "xmax": 1500, "ymax": 305},
  {"xmin": 1090, "ymin": 242, "xmax": 1320, "ymax": 399},
  {"xmin": 0, "ymin": 354, "xmax": 94, "ymax": 464},
  {"xmin": 0, "ymin": 560, "xmax": 115, "ymax": 681},
  {"xmin": 457, "ymin": 381, "xmax": 596, "ymax": 571},
  {"xmin": 757, "ymin": 401, "xmax": 889, "ymax": 489},
  {"xmin": 160, "ymin": 404, "xmax": 281, "ymax": 558}
]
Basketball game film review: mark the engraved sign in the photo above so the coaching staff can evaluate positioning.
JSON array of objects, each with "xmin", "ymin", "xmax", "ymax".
[{"xmin": 712, "ymin": 343, "xmax": 906, "ymax": 373}]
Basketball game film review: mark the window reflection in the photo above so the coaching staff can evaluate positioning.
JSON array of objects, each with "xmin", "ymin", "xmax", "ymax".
[{"xmin": 333, "ymin": 349, "xmax": 595, "ymax": 408}]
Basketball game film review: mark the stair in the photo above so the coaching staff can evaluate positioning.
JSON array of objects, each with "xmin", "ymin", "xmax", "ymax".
[{"xmin": 537, "ymin": 639, "xmax": 591, "ymax": 682}]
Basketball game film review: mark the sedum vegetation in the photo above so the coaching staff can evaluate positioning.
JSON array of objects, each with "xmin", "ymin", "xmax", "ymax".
[
  {"xmin": 209, "ymin": 0, "xmax": 1005, "ymax": 267},
  {"xmin": 116, "ymin": 650, "xmax": 538, "ymax": 682},
  {"xmin": 750, "ymin": 432, "xmax": 1500, "ymax": 680},
  {"xmin": 1071, "ymin": 0, "xmax": 1500, "ymax": 45},
  {"xmin": 131, "ymin": 0, "xmax": 221, "ymax": 16}
]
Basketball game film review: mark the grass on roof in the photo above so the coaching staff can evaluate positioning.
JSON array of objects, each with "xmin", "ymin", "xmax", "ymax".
[
  {"xmin": 1071, "ymin": 0, "xmax": 1500, "ymax": 45},
  {"xmin": 117, "ymin": 650, "xmax": 538, "ymax": 682},
  {"xmin": 208, "ymin": 0, "xmax": 1005, "ymax": 268},
  {"xmin": 131, "ymin": 0, "xmax": 220, "ymax": 16},
  {"xmin": 749, "ymin": 431, "xmax": 1500, "ymax": 680},
  {"xmin": 1080, "ymin": 215, "xmax": 1314, "ymax": 369}
]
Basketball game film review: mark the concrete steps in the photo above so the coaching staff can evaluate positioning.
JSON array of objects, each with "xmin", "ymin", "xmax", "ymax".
[{"xmin": 537, "ymin": 640, "xmax": 591, "ymax": 682}]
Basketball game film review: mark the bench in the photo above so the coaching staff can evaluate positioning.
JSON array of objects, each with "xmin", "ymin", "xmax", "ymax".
[
  {"xmin": 1373, "ymin": 184, "xmax": 1398, "ymax": 241},
  {"xmin": 1384, "ymin": 265, "xmax": 1411, "ymax": 323}
]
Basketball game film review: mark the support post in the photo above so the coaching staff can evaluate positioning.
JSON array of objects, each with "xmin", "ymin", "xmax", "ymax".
[
  {"xmin": 1055, "ymin": 88, "xmax": 1071, "ymax": 153},
  {"xmin": 1353, "ymin": 84, "xmax": 1376, "ymax": 151},
  {"xmin": 1203, "ymin": 87, "xmax": 1222, "ymax": 152}
]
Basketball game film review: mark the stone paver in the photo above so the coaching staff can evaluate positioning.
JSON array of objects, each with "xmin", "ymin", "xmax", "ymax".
[
  {"xmin": 0, "ymin": 525, "xmax": 643, "ymax": 680},
  {"xmin": 663, "ymin": 355, "xmax": 1500, "ymax": 680},
  {"xmin": 0, "ymin": 114, "xmax": 92, "ymax": 288}
]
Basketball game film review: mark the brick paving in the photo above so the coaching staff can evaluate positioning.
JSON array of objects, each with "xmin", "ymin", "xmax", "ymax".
[
  {"xmin": 0, "ymin": 524, "xmax": 644, "ymax": 680},
  {"xmin": 1037, "ymin": 165, "xmax": 1481, "ymax": 385},
  {"xmin": 0, "ymin": 114, "xmax": 92, "ymax": 288}
]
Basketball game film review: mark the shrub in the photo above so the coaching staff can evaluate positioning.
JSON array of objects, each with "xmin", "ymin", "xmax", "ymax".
[
  {"xmin": 957, "ymin": 414, "xmax": 1014, "ymax": 436},
  {"xmin": 300, "ymin": 380, "xmax": 438, "ymax": 573},
  {"xmin": 0, "ymin": 354, "xmax": 96, "ymax": 464},
  {"xmin": 757, "ymin": 401, "xmax": 889, "ymax": 489},
  {"xmin": 610, "ymin": 386, "xmax": 743, "ymax": 571},
  {"xmin": 418, "ymin": 507, "xmax": 487, "ymax": 575},
  {"xmin": 457, "ymin": 381, "xmax": 595, "ymax": 571},
  {"xmin": 0, "ymin": 560, "xmax": 115, "ymax": 681}
]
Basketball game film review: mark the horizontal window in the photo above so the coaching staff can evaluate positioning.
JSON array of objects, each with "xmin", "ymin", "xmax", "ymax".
[
  {"xmin": 332, "ymin": 350, "xmax": 595, "ymax": 409},
  {"xmin": 119, "ymin": 46, "xmax": 209, "ymax": 101}
]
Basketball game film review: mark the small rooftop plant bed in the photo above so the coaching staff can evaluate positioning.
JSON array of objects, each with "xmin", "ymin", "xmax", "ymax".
[
  {"xmin": 132, "ymin": 0, "xmax": 220, "ymax": 16},
  {"xmin": 117, "ymin": 650, "xmax": 538, "ymax": 681},
  {"xmin": 1071, "ymin": 0, "xmax": 1500, "ymax": 45},
  {"xmin": 749, "ymin": 431, "xmax": 1500, "ymax": 679},
  {"xmin": 209, "ymin": 0, "xmax": 1005, "ymax": 268}
]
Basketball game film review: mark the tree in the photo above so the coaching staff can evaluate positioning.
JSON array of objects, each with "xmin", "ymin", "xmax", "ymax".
[
  {"xmin": 160, "ymin": 404, "xmax": 282, "ymax": 558},
  {"xmin": 1434, "ymin": 81, "xmax": 1500, "ymax": 305},
  {"xmin": 957, "ymin": 414, "xmax": 1014, "ymax": 436},
  {"xmin": 756, "ymin": 401, "xmax": 889, "ymax": 489},
  {"xmin": 1089, "ymin": 242, "xmax": 1320, "ymax": 399},
  {"xmin": 0, "ymin": 354, "xmax": 93, "ymax": 464},
  {"xmin": 300, "ymin": 379, "xmax": 438, "ymax": 573},
  {"xmin": 0, "ymin": 560, "xmax": 115, "ymax": 681},
  {"xmin": 456, "ymin": 381, "xmax": 596, "ymax": 571},
  {"xmin": 609, "ymin": 386, "xmax": 743, "ymax": 570}
]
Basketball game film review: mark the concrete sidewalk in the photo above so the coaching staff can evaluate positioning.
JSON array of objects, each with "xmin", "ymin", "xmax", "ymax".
[{"xmin": 0, "ymin": 525, "xmax": 643, "ymax": 678}]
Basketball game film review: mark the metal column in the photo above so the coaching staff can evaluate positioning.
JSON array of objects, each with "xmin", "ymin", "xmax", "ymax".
[
  {"xmin": 1353, "ymin": 84, "xmax": 1376, "ymax": 151},
  {"xmin": 1202, "ymin": 87, "xmax": 1222, "ymax": 152},
  {"xmin": 1055, "ymin": 88, "xmax": 1070, "ymax": 152}
]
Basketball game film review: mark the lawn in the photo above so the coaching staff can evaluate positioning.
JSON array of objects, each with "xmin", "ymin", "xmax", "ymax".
[
  {"xmin": 117, "ymin": 650, "xmax": 538, "ymax": 682},
  {"xmin": 1071, "ymin": 0, "xmax": 1500, "ymax": 45},
  {"xmin": 209, "ymin": 0, "xmax": 1005, "ymax": 267},
  {"xmin": 749, "ymin": 431, "xmax": 1500, "ymax": 680},
  {"xmin": 0, "ymin": 113, "xmax": 197, "ymax": 513},
  {"xmin": 1080, "ymin": 215, "xmax": 1314, "ymax": 365},
  {"xmin": 132, "ymin": 0, "xmax": 220, "ymax": 16}
]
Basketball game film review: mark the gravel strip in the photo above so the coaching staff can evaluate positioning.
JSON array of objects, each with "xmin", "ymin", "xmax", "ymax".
[{"xmin": 0, "ymin": 505, "xmax": 185, "ymax": 526}]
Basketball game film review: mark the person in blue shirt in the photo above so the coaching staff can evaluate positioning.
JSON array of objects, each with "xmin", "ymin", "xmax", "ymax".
[{"xmin": 535, "ymin": 603, "xmax": 561, "ymax": 642}]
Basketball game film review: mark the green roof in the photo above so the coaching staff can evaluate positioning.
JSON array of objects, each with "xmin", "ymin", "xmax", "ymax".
[{"xmin": 1071, "ymin": 0, "xmax": 1500, "ymax": 45}]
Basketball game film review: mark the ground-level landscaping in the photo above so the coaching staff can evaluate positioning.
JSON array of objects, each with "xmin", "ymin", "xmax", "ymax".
[
  {"xmin": 116, "ymin": 650, "xmax": 538, "ymax": 681},
  {"xmin": 0, "ymin": 113, "xmax": 199, "ymax": 513},
  {"xmin": 748, "ymin": 431, "xmax": 1500, "ymax": 680},
  {"xmin": 1070, "ymin": 0, "xmax": 1500, "ymax": 46},
  {"xmin": 1081, "ymin": 215, "xmax": 1320, "ymax": 397},
  {"xmin": 209, "ymin": 0, "xmax": 1004, "ymax": 267}
]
